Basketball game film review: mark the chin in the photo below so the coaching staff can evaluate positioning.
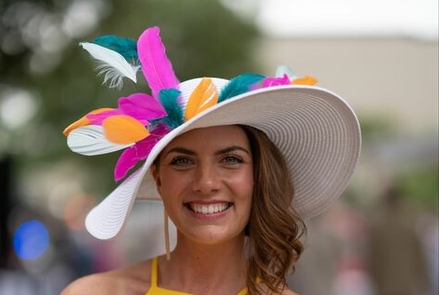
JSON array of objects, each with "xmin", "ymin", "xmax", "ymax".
[{"xmin": 180, "ymin": 225, "xmax": 245, "ymax": 245}]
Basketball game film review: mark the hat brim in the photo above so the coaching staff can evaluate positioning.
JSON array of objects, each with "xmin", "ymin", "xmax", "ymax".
[{"xmin": 86, "ymin": 85, "xmax": 361, "ymax": 240}]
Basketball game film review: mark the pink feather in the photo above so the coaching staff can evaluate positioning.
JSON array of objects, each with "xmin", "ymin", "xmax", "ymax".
[
  {"xmin": 137, "ymin": 27, "xmax": 180, "ymax": 97},
  {"xmin": 261, "ymin": 74, "xmax": 291, "ymax": 88},
  {"xmin": 86, "ymin": 109, "xmax": 123, "ymax": 125},
  {"xmin": 114, "ymin": 124, "xmax": 169, "ymax": 181},
  {"xmin": 86, "ymin": 93, "xmax": 167, "ymax": 126},
  {"xmin": 118, "ymin": 93, "xmax": 167, "ymax": 121},
  {"xmin": 86, "ymin": 109, "xmax": 151, "ymax": 126}
]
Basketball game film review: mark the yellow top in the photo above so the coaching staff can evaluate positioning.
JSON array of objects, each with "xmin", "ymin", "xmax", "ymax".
[{"xmin": 145, "ymin": 257, "xmax": 249, "ymax": 295}]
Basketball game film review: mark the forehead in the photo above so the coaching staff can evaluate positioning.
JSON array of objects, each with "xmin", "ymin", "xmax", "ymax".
[{"xmin": 163, "ymin": 125, "xmax": 250, "ymax": 152}]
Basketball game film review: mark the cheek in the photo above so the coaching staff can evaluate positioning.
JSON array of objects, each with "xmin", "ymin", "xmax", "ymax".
[
  {"xmin": 227, "ymin": 167, "xmax": 254, "ymax": 203},
  {"xmin": 159, "ymin": 168, "xmax": 190, "ymax": 194},
  {"xmin": 157, "ymin": 169, "xmax": 189, "ymax": 215}
]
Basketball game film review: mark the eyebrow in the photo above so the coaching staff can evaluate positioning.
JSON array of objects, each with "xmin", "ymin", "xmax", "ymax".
[
  {"xmin": 215, "ymin": 146, "xmax": 250, "ymax": 155},
  {"xmin": 165, "ymin": 147, "xmax": 196, "ymax": 156},
  {"xmin": 164, "ymin": 145, "xmax": 250, "ymax": 157}
]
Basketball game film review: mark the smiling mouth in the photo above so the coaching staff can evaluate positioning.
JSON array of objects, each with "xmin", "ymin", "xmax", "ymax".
[{"xmin": 184, "ymin": 202, "xmax": 233, "ymax": 215}]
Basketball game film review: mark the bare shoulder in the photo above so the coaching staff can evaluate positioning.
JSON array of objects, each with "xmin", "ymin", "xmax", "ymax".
[{"xmin": 61, "ymin": 259, "xmax": 153, "ymax": 295}]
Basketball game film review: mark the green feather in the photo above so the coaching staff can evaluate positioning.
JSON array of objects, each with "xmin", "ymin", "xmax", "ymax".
[
  {"xmin": 218, "ymin": 73, "xmax": 265, "ymax": 103},
  {"xmin": 155, "ymin": 89, "xmax": 183, "ymax": 129},
  {"xmin": 94, "ymin": 35, "xmax": 139, "ymax": 65}
]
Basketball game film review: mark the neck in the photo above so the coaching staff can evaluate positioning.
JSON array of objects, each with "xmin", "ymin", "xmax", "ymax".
[{"xmin": 157, "ymin": 232, "xmax": 248, "ymax": 294}]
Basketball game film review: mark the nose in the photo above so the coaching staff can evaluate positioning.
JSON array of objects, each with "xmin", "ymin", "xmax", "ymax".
[{"xmin": 192, "ymin": 162, "xmax": 221, "ymax": 194}]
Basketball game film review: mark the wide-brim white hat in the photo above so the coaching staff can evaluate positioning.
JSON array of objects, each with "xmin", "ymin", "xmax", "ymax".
[{"xmin": 84, "ymin": 77, "xmax": 361, "ymax": 240}]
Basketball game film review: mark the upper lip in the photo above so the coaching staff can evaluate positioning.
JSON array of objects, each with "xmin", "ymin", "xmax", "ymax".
[{"xmin": 183, "ymin": 200, "xmax": 232, "ymax": 205}]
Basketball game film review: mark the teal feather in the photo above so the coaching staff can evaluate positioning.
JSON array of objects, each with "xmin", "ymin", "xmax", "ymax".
[
  {"xmin": 218, "ymin": 73, "xmax": 265, "ymax": 103},
  {"xmin": 94, "ymin": 35, "xmax": 139, "ymax": 65},
  {"xmin": 154, "ymin": 89, "xmax": 183, "ymax": 129}
]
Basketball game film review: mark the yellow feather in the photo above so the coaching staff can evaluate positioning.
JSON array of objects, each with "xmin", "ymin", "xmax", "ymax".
[{"xmin": 184, "ymin": 78, "xmax": 219, "ymax": 121}]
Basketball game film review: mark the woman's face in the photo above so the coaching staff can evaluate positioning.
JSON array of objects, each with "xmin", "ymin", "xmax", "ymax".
[{"xmin": 153, "ymin": 125, "xmax": 254, "ymax": 245}]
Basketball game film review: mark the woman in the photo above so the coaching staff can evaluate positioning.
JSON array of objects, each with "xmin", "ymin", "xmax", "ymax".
[{"xmin": 61, "ymin": 27, "xmax": 361, "ymax": 295}]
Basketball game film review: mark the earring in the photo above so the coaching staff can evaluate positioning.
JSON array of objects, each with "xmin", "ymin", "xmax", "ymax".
[{"xmin": 164, "ymin": 208, "xmax": 171, "ymax": 260}]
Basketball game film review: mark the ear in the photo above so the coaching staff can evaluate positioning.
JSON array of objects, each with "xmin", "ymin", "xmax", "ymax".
[{"xmin": 150, "ymin": 163, "xmax": 162, "ymax": 193}]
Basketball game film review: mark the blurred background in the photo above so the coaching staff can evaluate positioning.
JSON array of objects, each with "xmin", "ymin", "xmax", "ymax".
[{"xmin": 0, "ymin": 0, "xmax": 437, "ymax": 294}]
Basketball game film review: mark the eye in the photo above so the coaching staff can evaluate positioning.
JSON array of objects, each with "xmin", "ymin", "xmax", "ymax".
[
  {"xmin": 170, "ymin": 156, "xmax": 194, "ymax": 166},
  {"xmin": 221, "ymin": 155, "xmax": 244, "ymax": 165}
]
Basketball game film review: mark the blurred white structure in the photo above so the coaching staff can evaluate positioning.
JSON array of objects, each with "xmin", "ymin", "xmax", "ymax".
[
  {"xmin": 255, "ymin": 38, "xmax": 438, "ymax": 133},
  {"xmin": 224, "ymin": 0, "xmax": 438, "ymax": 41}
]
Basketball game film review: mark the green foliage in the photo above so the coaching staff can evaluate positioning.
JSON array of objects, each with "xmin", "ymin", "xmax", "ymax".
[
  {"xmin": 398, "ymin": 168, "xmax": 438, "ymax": 211},
  {"xmin": 0, "ymin": 0, "xmax": 260, "ymax": 194},
  {"xmin": 98, "ymin": 0, "xmax": 259, "ymax": 79},
  {"xmin": 358, "ymin": 115, "xmax": 396, "ymax": 143}
]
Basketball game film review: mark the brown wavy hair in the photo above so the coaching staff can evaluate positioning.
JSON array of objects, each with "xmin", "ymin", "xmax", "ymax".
[{"xmin": 241, "ymin": 125, "xmax": 306, "ymax": 295}]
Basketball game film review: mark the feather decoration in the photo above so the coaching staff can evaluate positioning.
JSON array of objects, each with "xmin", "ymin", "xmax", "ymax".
[
  {"xmin": 80, "ymin": 42, "xmax": 140, "ymax": 89},
  {"xmin": 102, "ymin": 115, "xmax": 149, "ymax": 144},
  {"xmin": 261, "ymin": 74, "xmax": 291, "ymax": 88},
  {"xmin": 118, "ymin": 93, "xmax": 167, "ymax": 122},
  {"xmin": 137, "ymin": 27, "xmax": 180, "ymax": 98},
  {"xmin": 86, "ymin": 109, "xmax": 124, "ymax": 125},
  {"xmin": 155, "ymin": 89, "xmax": 183, "ymax": 129},
  {"xmin": 94, "ymin": 35, "xmax": 139, "ymax": 65},
  {"xmin": 87, "ymin": 108, "xmax": 153, "ymax": 126},
  {"xmin": 184, "ymin": 78, "xmax": 219, "ymax": 121},
  {"xmin": 218, "ymin": 74, "xmax": 265, "ymax": 103},
  {"xmin": 292, "ymin": 75, "xmax": 318, "ymax": 86},
  {"xmin": 114, "ymin": 124, "xmax": 169, "ymax": 181},
  {"xmin": 85, "ymin": 93, "xmax": 167, "ymax": 127},
  {"xmin": 67, "ymin": 125, "xmax": 132, "ymax": 156},
  {"xmin": 275, "ymin": 65, "xmax": 297, "ymax": 80},
  {"xmin": 63, "ymin": 108, "xmax": 114, "ymax": 136}
]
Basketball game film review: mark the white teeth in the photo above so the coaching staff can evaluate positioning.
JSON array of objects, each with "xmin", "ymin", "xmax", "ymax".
[{"xmin": 188, "ymin": 203, "xmax": 229, "ymax": 214}]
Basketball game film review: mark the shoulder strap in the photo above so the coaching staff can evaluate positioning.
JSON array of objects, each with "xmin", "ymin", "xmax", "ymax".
[
  {"xmin": 235, "ymin": 277, "xmax": 260, "ymax": 295},
  {"xmin": 151, "ymin": 257, "xmax": 158, "ymax": 288},
  {"xmin": 236, "ymin": 287, "xmax": 249, "ymax": 295},
  {"xmin": 149, "ymin": 257, "xmax": 249, "ymax": 295}
]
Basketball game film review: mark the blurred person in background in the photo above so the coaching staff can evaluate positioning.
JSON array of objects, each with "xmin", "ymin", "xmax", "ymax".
[
  {"xmin": 287, "ymin": 216, "xmax": 341, "ymax": 295},
  {"xmin": 289, "ymin": 200, "xmax": 375, "ymax": 295},
  {"xmin": 369, "ymin": 185, "xmax": 430, "ymax": 295},
  {"xmin": 0, "ymin": 156, "xmax": 78, "ymax": 295}
]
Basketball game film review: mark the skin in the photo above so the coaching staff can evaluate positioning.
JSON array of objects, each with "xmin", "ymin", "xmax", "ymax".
[{"xmin": 61, "ymin": 126, "xmax": 299, "ymax": 295}]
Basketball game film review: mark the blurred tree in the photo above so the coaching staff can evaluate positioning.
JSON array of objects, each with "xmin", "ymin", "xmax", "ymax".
[
  {"xmin": 358, "ymin": 115, "xmax": 395, "ymax": 143},
  {"xmin": 398, "ymin": 168, "xmax": 438, "ymax": 210}
]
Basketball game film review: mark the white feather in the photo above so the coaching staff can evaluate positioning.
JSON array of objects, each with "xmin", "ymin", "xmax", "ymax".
[
  {"xmin": 80, "ymin": 42, "xmax": 140, "ymax": 89},
  {"xmin": 275, "ymin": 65, "xmax": 298, "ymax": 80},
  {"xmin": 67, "ymin": 125, "xmax": 133, "ymax": 156}
]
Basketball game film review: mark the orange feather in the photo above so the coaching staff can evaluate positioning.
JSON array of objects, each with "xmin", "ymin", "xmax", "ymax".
[
  {"xmin": 102, "ymin": 115, "xmax": 149, "ymax": 144},
  {"xmin": 184, "ymin": 78, "xmax": 219, "ymax": 121},
  {"xmin": 291, "ymin": 75, "xmax": 318, "ymax": 86},
  {"xmin": 63, "ymin": 108, "xmax": 114, "ymax": 136}
]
